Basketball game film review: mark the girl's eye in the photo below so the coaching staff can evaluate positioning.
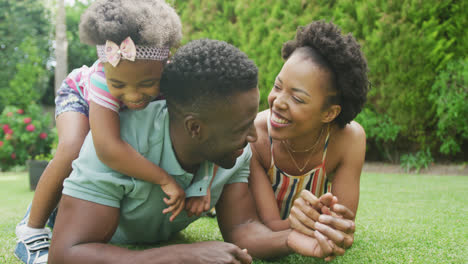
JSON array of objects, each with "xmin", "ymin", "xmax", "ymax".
[
  {"xmin": 140, "ymin": 81, "xmax": 157, "ymax": 87},
  {"xmin": 112, "ymin": 84, "xmax": 125, "ymax": 89},
  {"xmin": 293, "ymin": 96, "xmax": 305, "ymax": 103},
  {"xmin": 274, "ymin": 84, "xmax": 281, "ymax": 90}
]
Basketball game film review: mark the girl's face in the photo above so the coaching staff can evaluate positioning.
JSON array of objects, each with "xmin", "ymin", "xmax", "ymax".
[
  {"xmin": 104, "ymin": 60, "xmax": 164, "ymax": 110},
  {"xmin": 267, "ymin": 52, "xmax": 334, "ymax": 140}
]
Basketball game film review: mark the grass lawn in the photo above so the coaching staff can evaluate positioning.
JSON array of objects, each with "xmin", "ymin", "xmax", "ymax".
[{"xmin": 1, "ymin": 171, "xmax": 466, "ymax": 263}]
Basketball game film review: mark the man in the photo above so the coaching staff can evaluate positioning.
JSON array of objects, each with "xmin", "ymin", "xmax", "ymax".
[{"xmin": 49, "ymin": 39, "xmax": 339, "ymax": 264}]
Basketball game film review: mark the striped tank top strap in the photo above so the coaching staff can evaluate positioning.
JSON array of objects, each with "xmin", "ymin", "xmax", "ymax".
[
  {"xmin": 267, "ymin": 112, "xmax": 275, "ymax": 167},
  {"xmin": 321, "ymin": 130, "xmax": 331, "ymax": 162}
]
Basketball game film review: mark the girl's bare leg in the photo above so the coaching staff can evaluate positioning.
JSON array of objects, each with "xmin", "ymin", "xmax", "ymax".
[{"xmin": 27, "ymin": 112, "xmax": 89, "ymax": 228}]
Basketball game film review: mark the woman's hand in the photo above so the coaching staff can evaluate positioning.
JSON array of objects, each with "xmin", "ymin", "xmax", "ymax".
[
  {"xmin": 315, "ymin": 203, "xmax": 356, "ymax": 261},
  {"xmin": 288, "ymin": 191, "xmax": 336, "ymax": 236},
  {"xmin": 289, "ymin": 190, "xmax": 355, "ymax": 261}
]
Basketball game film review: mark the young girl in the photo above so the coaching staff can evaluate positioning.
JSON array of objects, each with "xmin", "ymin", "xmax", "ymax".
[
  {"xmin": 249, "ymin": 21, "xmax": 369, "ymax": 259},
  {"xmin": 14, "ymin": 1, "xmax": 205, "ymax": 263}
]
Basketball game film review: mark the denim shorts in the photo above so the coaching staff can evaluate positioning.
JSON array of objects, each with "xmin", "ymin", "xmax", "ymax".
[{"xmin": 54, "ymin": 81, "xmax": 89, "ymax": 119}]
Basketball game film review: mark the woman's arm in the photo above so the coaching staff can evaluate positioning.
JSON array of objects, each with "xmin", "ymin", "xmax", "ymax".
[
  {"xmin": 249, "ymin": 142, "xmax": 290, "ymax": 231},
  {"xmin": 330, "ymin": 121, "xmax": 366, "ymax": 217},
  {"xmin": 89, "ymin": 101, "xmax": 185, "ymax": 219}
]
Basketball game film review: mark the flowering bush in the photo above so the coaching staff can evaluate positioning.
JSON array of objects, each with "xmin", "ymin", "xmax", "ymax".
[{"xmin": 0, "ymin": 104, "xmax": 56, "ymax": 171}]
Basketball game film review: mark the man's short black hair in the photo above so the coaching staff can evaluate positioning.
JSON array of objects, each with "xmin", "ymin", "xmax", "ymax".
[{"xmin": 161, "ymin": 39, "xmax": 258, "ymax": 114}]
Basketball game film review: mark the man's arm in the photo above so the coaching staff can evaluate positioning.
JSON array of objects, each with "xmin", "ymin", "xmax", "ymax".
[
  {"xmin": 216, "ymin": 183, "xmax": 291, "ymax": 259},
  {"xmin": 217, "ymin": 182, "xmax": 342, "ymax": 260},
  {"xmin": 49, "ymin": 195, "xmax": 252, "ymax": 264}
]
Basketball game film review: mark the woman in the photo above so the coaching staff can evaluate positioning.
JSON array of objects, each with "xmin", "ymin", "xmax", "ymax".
[{"xmin": 249, "ymin": 21, "xmax": 369, "ymax": 260}]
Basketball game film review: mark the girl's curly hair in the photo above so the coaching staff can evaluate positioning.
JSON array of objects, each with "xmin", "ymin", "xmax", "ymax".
[
  {"xmin": 282, "ymin": 21, "xmax": 369, "ymax": 128},
  {"xmin": 79, "ymin": 0, "xmax": 182, "ymax": 48}
]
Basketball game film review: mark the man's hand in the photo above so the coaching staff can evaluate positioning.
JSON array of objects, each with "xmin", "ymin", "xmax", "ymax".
[
  {"xmin": 287, "ymin": 229, "xmax": 336, "ymax": 259},
  {"xmin": 185, "ymin": 188, "xmax": 212, "ymax": 217},
  {"xmin": 181, "ymin": 241, "xmax": 252, "ymax": 264},
  {"xmin": 161, "ymin": 179, "xmax": 186, "ymax": 221}
]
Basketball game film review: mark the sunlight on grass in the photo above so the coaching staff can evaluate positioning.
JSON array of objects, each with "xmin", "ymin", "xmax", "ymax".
[{"xmin": 0, "ymin": 171, "xmax": 466, "ymax": 263}]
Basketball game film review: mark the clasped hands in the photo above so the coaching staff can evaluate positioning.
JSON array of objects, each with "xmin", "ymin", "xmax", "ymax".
[{"xmin": 287, "ymin": 191, "xmax": 355, "ymax": 261}]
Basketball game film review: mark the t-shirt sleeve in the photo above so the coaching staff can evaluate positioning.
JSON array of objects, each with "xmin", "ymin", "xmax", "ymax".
[
  {"xmin": 62, "ymin": 133, "xmax": 135, "ymax": 208},
  {"xmin": 88, "ymin": 64, "xmax": 121, "ymax": 112},
  {"xmin": 225, "ymin": 144, "xmax": 252, "ymax": 184}
]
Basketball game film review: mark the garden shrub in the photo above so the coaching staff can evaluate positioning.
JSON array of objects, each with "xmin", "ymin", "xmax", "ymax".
[
  {"xmin": 3, "ymin": 0, "xmax": 465, "ymax": 162},
  {"xmin": 400, "ymin": 148, "xmax": 434, "ymax": 173},
  {"xmin": 172, "ymin": 0, "xmax": 467, "ymax": 161},
  {"xmin": 0, "ymin": 104, "xmax": 56, "ymax": 171},
  {"xmin": 0, "ymin": 37, "xmax": 50, "ymax": 110},
  {"xmin": 430, "ymin": 59, "xmax": 468, "ymax": 156},
  {"xmin": 0, "ymin": 0, "xmax": 52, "ymax": 111}
]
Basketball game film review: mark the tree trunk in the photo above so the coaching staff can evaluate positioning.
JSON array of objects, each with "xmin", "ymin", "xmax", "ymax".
[{"xmin": 54, "ymin": 0, "xmax": 67, "ymax": 95}]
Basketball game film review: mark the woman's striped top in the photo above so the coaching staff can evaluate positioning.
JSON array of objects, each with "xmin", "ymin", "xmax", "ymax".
[{"xmin": 267, "ymin": 130, "xmax": 331, "ymax": 220}]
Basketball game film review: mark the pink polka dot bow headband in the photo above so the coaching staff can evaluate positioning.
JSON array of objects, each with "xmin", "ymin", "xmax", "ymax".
[{"xmin": 97, "ymin": 37, "xmax": 170, "ymax": 67}]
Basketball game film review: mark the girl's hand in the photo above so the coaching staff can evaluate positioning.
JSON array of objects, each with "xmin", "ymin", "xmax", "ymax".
[
  {"xmin": 185, "ymin": 188, "xmax": 212, "ymax": 217},
  {"xmin": 161, "ymin": 179, "xmax": 186, "ymax": 221}
]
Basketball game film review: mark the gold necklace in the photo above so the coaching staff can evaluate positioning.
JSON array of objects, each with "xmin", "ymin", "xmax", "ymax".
[
  {"xmin": 283, "ymin": 141, "xmax": 314, "ymax": 173},
  {"xmin": 284, "ymin": 125, "xmax": 325, "ymax": 153},
  {"xmin": 281, "ymin": 125, "xmax": 328, "ymax": 173}
]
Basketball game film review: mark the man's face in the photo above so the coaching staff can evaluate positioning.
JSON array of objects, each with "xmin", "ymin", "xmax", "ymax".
[{"xmin": 202, "ymin": 87, "xmax": 259, "ymax": 169}]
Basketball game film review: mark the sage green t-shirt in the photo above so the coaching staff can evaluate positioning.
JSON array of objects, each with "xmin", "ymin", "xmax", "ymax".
[{"xmin": 62, "ymin": 101, "xmax": 251, "ymax": 244}]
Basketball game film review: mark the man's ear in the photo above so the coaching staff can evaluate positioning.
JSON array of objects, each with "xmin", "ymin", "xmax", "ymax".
[
  {"xmin": 321, "ymin": 104, "xmax": 341, "ymax": 123},
  {"xmin": 184, "ymin": 115, "xmax": 203, "ymax": 139}
]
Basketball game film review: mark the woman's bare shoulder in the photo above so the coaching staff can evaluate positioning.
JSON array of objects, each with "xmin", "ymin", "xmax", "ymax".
[
  {"xmin": 332, "ymin": 121, "xmax": 366, "ymax": 160},
  {"xmin": 343, "ymin": 121, "xmax": 365, "ymax": 143}
]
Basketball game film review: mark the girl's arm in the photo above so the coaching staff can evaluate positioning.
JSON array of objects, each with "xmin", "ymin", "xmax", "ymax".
[
  {"xmin": 89, "ymin": 101, "xmax": 185, "ymax": 220},
  {"xmin": 185, "ymin": 173, "xmax": 215, "ymax": 217},
  {"xmin": 249, "ymin": 144, "xmax": 289, "ymax": 231}
]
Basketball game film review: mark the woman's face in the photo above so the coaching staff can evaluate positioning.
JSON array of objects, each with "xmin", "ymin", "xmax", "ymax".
[
  {"xmin": 104, "ymin": 60, "xmax": 164, "ymax": 110},
  {"xmin": 267, "ymin": 52, "xmax": 333, "ymax": 140}
]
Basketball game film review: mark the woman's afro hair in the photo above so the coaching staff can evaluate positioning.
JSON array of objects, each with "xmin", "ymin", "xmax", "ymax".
[
  {"xmin": 79, "ymin": 0, "xmax": 182, "ymax": 48},
  {"xmin": 282, "ymin": 21, "xmax": 369, "ymax": 128}
]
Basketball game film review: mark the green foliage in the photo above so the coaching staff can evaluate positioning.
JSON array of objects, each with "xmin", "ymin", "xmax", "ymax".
[
  {"xmin": 362, "ymin": 0, "xmax": 467, "ymax": 150},
  {"xmin": 429, "ymin": 59, "xmax": 468, "ymax": 155},
  {"xmin": 400, "ymin": 148, "xmax": 434, "ymax": 173},
  {"xmin": 0, "ymin": 37, "xmax": 49, "ymax": 110},
  {"xmin": 0, "ymin": 104, "xmax": 56, "ymax": 171},
  {"xmin": 355, "ymin": 107, "xmax": 400, "ymax": 161},
  {"xmin": 172, "ymin": 0, "xmax": 467, "ymax": 161},
  {"xmin": 0, "ymin": 0, "xmax": 52, "ymax": 111},
  {"xmin": 66, "ymin": 1, "xmax": 96, "ymax": 70}
]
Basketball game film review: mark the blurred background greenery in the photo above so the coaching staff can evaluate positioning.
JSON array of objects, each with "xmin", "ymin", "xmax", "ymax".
[{"xmin": 0, "ymin": 0, "xmax": 466, "ymax": 169}]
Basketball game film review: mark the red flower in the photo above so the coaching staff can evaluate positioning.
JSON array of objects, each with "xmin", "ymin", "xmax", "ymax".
[
  {"xmin": 39, "ymin": 132, "xmax": 48, "ymax": 139},
  {"xmin": 4, "ymin": 128, "xmax": 13, "ymax": 135},
  {"xmin": 5, "ymin": 134, "xmax": 12, "ymax": 140},
  {"xmin": 23, "ymin": 117, "xmax": 32, "ymax": 124},
  {"xmin": 0, "ymin": 141, "xmax": 3, "ymax": 147},
  {"xmin": 11, "ymin": 153, "xmax": 16, "ymax": 159},
  {"xmin": 17, "ymin": 109, "xmax": 24, "ymax": 114},
  {"xmin": 26, "ymin": 124, "xmax": 35, "ymax": 132},
  {"xmin": 2, "ymin": 124, "xmax": 9, "ymax": 131},
  {"xmin": 6, "ymin": 112, "xmax": 13, "ymax": 117}
]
